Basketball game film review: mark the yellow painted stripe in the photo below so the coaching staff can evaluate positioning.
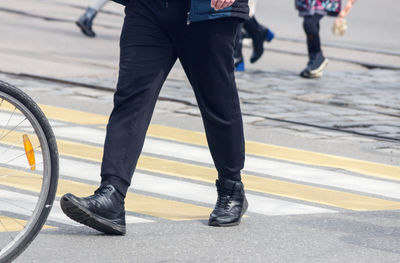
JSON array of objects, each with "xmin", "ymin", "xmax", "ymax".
[
  {"xmin": 0, "ymin": 167, "xmax": 211, "ymax": 221},
  {"xmin": 4, "ymin": 103, "xmax": 395, "ymax": 182},
  {"xmin": 1, "ymin": 121, "xmax": 400, "ymax": 211},
  {"xmin": 0, "ymin": 102, "xmax": 108, "ymax": 125},
  {"xmin": 245, "ymin": 141, "xmax": 400, "ymax": 183},
  {"xmin": 0, "ymin": 129, "xmax": 40, "ymax": 146},
  {"xmin": 52, "ymin": 138, "xmax": 400, "ymax": 211},
  {"xmin": 0, "ymin": 216, "xmax": 28, "ymax": 232},
  {"xmin": 0, "ymin": 216, "xmax": 53, "ymax": 232},
  {"xmin": 39, "ymin": 104, "xmax": 109, "ymax": 125},
  {"xmin": 148, "ymin": 125, "xmax": 400, "ymax": 182},
  {"xmin": 138, "ymin": 156, "xmax": 400, "ymax": 211}
]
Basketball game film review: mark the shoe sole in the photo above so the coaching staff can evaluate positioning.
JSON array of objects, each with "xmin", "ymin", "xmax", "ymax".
[
  {"xmin": 309, "ymin": 58, "xmax": 328, "ymax": 75},
  {"xmin": 300, "ymin": 71, "xmax": 323, "ymax": 79},
  {"xmin": 208, "ymin": 198, "xmax": 249, "ymax": 227},
  {"xmin": 60, "ymin": 195, "xmax": 126, "ymax": 235},
  {"xmin": 75, "ymin": 21, "xmax": 96, "ymax": 37}
]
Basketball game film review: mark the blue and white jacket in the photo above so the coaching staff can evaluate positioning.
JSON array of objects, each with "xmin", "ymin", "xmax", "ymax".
[{"xmin": 112, "ymin": 0, "xmax": 249, "ymax": 23}]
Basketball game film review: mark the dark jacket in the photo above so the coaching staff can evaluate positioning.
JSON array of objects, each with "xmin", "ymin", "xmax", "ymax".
[{"xmin": 112, "ymin": 0, "xmax": 249, "ymax": 23}]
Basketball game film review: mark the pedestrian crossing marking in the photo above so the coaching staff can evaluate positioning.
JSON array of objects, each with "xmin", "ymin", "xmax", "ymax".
[
  {"xmin": 0, "ymin": 216, "xmax": 54, "ymax": 232},
  {"xmin": 1, "ymin": 129, "xmax": 400, "ymax": 211},
  {"xmin": 147, "ymin": 125, "xmax": 400, "ymax": 182},
  {"xmin": 0, "ymin": 167, "xmax": 212, "ymax": 221},
  {"xmin": 0, "ymin": 128, "xmax": 40, "ymax": 147},
  {"xmin": 7, "ymin": 134, "xmax": 397, "ymax": 212},
  {"xmin": 0, "ymin": 103, "xmax": 108, "ymax": 126},
  {"xmin": 3, "ymin": 104, "xmax": 399, "ymax": 183},
  {"xmin": 2, "ymin": 103, "xmax": 400, "ymax": 227},
  {"xmin": 14, "ymin": 103, "xmax": 399, "ymax": 183},
  {"xmin": 0, "ymin": 216, "xmax": 28, "ymax": 232}
]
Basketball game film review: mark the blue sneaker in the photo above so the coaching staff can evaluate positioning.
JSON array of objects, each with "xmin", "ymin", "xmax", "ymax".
[
  {"xmin": 235, "ymin": 61, "xmax": 245, "ymax": 72},
  {"xmin": 265, "ymin": 28, "xmax": 275, "ymax": 42}
]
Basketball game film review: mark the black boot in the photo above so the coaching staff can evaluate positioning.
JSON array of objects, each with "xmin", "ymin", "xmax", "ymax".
[
  {"xmin": 208, "ymin": 179, "xmax": 248, "ymax": 227},
  {"xmin": 234, "ymin": 23, "xmax": 245, "ymax": 71},
  {"xmin": 242, "ymin": 26, "xmax": 275, "ymax": 42},
  {"xmin": 76, "ymin": 7, "xmax": 97, "ymax": 37},
  {"xmin": 243, "ymin": 16, "xmax": 265, "ymax": 63},
  {"xmin": 60, "ymin": 185, "xmax": 126, "ymax": 235}
]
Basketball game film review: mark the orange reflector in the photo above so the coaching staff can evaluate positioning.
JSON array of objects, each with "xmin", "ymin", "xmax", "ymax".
[{"xmin": 23, "ymin": 134, "xmax": 36, "ymax": 171}]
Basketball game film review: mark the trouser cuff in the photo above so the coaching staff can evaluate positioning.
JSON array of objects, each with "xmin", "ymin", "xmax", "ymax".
[{"xmin": 101, "ymin": 175, "xmax": 129, "ymax": 197}]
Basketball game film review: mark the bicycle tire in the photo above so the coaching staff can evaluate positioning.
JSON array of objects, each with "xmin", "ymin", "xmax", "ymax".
[{"xmin": 0, "ymin": 81, "xmax": 59, "ymax": 263}]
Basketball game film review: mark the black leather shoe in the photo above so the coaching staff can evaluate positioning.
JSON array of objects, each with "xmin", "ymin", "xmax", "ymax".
[
  {"xmin": 60, "ymin": 185, "xmax": 126, "ymax": 235},
  {"xmin": 76, "ymin": 7, "xmax": 97, "ymax": 37},
  {"xmin": 208, "ymin": 179, "xmax": 248, "ymax": 227}
]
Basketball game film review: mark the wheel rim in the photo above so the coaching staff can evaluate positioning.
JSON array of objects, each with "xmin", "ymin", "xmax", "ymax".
[{"xmin": 0, "ymin": 90, "xmax": 52, "ymax": 261}]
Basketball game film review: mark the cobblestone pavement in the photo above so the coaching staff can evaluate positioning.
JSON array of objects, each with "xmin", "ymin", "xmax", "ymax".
[
  {"xmin": 1, "ymin": 67, "xmax": 399, "ymax": 158},
  {"xmin": 159, "ymin": 69, "xmax": 400, "ymax": 140}
]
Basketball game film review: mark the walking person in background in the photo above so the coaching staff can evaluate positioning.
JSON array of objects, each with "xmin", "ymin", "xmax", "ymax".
[
  {"xmin": 295, "ymin": 0, "xmax": 341, "ymax": 78},
  {"xmin": 234, "ymin": 0, "xmax": 274, "ymax": 71},
  {"xmin": 60, "ymin": 0, "xmax": 249, "ymax": 235},
  {"xmin": 76, "ymin": 0, "xmax": 109, "ymax": 37}
]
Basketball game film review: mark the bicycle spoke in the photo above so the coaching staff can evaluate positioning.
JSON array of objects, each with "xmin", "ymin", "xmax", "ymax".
[
  {"xmin": 0, "ymin": 218, "xmax": 15, "ymax": 240},
  {"xmin": 0, "ymin": 117, "xmax": 28, "ymax": 142},
  {"xmin": 0, "ymin": 143, "xmax": 42, "ymax": 173},
  {"xmin": 0, "ymin": 107, "xmax": 17, "ymax": 139},
  {"xmin": 0, "ymin": 82, "xmax": 58, "ymax": 261}
]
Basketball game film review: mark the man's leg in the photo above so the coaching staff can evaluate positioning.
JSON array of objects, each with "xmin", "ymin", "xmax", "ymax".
[
  {"xmin": 175, "ymin": 18, "xmax": 247, "ymax": 226},
  {"xmin": 61, "ymin": 1, "xmax": 177, "ymax": 234}
]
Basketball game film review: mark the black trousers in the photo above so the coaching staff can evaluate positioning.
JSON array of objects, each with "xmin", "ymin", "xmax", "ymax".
[
  {"xmin": 303, "ymin": 14, "xmax": 323, "ymax": 57},
  {"xmin": 100, "ymin": 0, "xmax": 245, "ymax": 196}
]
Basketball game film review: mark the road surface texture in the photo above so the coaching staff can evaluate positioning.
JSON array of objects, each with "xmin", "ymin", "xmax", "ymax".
[{"xmin": 0, "ymin": 0, "xmax": 399, "ymax": 262}]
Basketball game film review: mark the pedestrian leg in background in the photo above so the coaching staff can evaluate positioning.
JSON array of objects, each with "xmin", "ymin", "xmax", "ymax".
[
  {"xmin": 236, "ymin": 0, "xmax": 275, "ymax": 67},
  {"xmin": 76, "ymin": 0, "xmax": 109, "ymax": 37},
  {"xmin": 242, "ymin": 0, "xmax": 274, "ymax": 63},
  {"xmin": 300, "ymin": 14, "xmax": 328, "ymax": 78},
  {"xmin": 234, "ymin": 23, "xmax": 245, "ymax": 71}
]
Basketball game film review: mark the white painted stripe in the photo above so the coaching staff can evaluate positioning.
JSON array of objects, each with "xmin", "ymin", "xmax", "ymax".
[
  {"xmin": 49, "ymin": 125, "xmax": 400, "ymax": 201},
  {"xmin": 0, "ymin": 189, "xmax": 152, "ymax": 226},
  {"xmin": 0, "ymin": 146, "xmax": 44, "ymax": 169},
  {"xmin": 141, "ymin": 139, "xmax": 400, "ymax": 201},
  {"xmin": 131, "ymin": 173, "xmax": 335, "ymax": 216},
  {"xmin": 52, "ymin": 126, "xmax": 106, "ymax": 145},
  {"xmin": 0, "ymin": 189, "xmax": 77, "ymax": 226},
  {"xmin": 58, "ymin": 158, "xmax": 335, "ymax": 216},
  {"xmin": 0, "ymin": 111, "xmax": 72, "ymax": 129},
  {"xmin": 51, "ymin": 201, "xmax": 152, "ymax": 225}
]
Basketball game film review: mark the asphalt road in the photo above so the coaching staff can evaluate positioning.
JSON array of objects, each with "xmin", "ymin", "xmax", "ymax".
[
  {"xmin": 1, "ymin": 73, "xmax": 397, "ymax": 263},
  {"xmin": 0, "ymin": 0, "xmax": 399, "ymax": 262}
]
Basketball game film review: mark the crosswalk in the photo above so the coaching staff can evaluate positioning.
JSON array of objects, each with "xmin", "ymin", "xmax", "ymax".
[{"xmin": 1, "ymin": 104, "xmax": 400, "ymax": 231}]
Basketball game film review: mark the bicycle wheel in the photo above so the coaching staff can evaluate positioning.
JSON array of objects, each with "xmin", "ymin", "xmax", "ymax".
[{"xmin": 0, "ymin": 81, "xmax": 59, "ymax": 262}]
